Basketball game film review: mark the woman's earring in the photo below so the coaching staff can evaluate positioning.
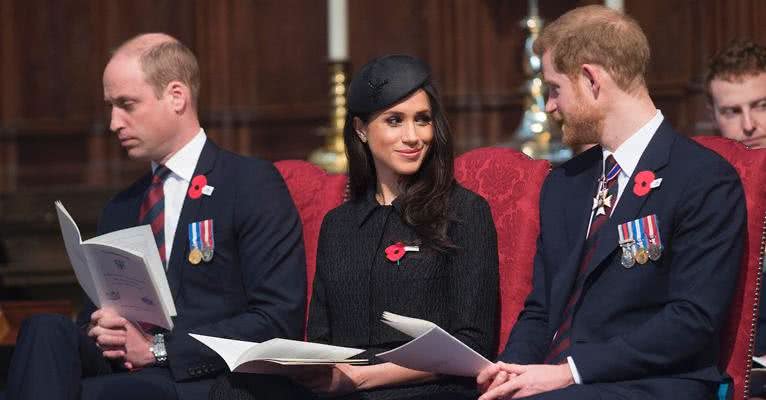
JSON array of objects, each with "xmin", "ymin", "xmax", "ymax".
[{"xmin": 356, "ymin": 130, "xmax": 367, "ymax": 143}]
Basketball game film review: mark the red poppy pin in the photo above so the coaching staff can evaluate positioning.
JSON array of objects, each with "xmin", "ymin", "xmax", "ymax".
[
  {"xmin": 188, "ymin": 175, "xmax": 208, "ymax": 199},
  {"xmin": 385, "ymin": 242, "xmax": 419, "ymax": 265},
  {"xmin": 633, "ymin": 170, "xmax": 655, "ymax": 197}
]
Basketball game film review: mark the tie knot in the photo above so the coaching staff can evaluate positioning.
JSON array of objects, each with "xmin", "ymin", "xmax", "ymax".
[
  {"xmin": 152, "ymin": 165, "xmax": 172, "ymax": 184},
  {"xmin": 604, "ymin": 155, "xmax": 621, "ymax": 182}
]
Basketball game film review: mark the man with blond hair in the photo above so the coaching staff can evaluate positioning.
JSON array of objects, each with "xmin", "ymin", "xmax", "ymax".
[
  {"xmin": 5, "ymin": 33, "xmax": 307, "ymax": 400},
  {"xmin": 477, "ymin": 5, "xmax": 745, "ymax": 399}
]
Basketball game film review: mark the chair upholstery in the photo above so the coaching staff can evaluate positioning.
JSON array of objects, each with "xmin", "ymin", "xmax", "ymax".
[
  {"xmin": 454, "ymin": 147, "xmax": 551, "ymax": 354},
  {"xmin": 274, "ymin": 160, "xmax": 348, "ymax": 316},
  {"xmin": 693, "ymin": 136, "xmax": 766, "ymax": 400}
]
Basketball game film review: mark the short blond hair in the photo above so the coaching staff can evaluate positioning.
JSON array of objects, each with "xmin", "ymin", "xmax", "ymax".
[
  {"xmin": 534, "ymin": 5, "xmax": 650, "ymax": 93},
  {"xmin": 113, "ymin": 34, "xmax": 200, "ymax": 108}
]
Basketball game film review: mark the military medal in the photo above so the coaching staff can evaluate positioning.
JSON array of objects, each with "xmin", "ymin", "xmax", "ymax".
[
  {"xmin": 189, "ymin": 219, "xmax": 215, "ymax": 264},
  {"xmin": 647, "ymin": 239, "xmax": 661, "ymax": 261},
  {"xmin": 202, "ymin": 248, "xmax": 213, "ymax": 263},
  {"xmin": 619, "ymin": 240, "xmax": 636, "ymax": 268},
  {"xmin": 619, "ymin": 214, "xmax": 664, "ymax": 267},
  {"xmin": 592, "ymin": 187, "xmax": 613, "ymax": 217},
  {"xmin": 200, "ymin": 219, "xmax": 215, "ymax": 262},
  {"xmin": 592, "ymin": 161, "xmax": 622, "ymax": 217},
  {"xmin": 632, "ymin": 217, "xmax": 650, "ymax": 265},
  {"xmin": 188, "ymin": 248, "xmax": 203, "ymax": 265},
  {"xmin": 634, "ymin": 247, "xmax": 649, "ymax": 264},
  {"xmin": 618, "ymin": 223, "xmax": 636, "ymax": 268},
  {"xmin": 643, "ymin": 214, "xmax": 663, "ymax": 261}
]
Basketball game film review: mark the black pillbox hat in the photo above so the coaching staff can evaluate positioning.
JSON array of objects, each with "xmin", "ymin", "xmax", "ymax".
[{"xmin": 347, "ymin": 54, "xmax": 430, "ymax": 115}]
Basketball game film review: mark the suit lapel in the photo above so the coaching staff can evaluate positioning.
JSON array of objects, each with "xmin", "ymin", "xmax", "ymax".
[
  {"xmin": 549, "ymin": 149, "xmax": 601, "ymax": 325},
  {"xmin": 166, "ymin": 140, "xmax": 220, "ymax": 301},
  {"xmin": 583, "ymin": 121, "xmax": 675, "ymax": 280}
]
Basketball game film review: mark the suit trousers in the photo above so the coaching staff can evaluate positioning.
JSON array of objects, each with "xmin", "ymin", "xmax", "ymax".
[
  {"xmin": 5, "ymin": 314, "xmax": 181, "ymax": 400},
  {"xmin": 517, "ymin": 377, "xmax": 716, "ymax": 400}
]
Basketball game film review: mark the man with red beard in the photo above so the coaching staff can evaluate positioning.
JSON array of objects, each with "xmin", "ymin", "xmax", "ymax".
[{"xmin": 477, "ymin": 5, "xmax": 745, "ymax": 400}]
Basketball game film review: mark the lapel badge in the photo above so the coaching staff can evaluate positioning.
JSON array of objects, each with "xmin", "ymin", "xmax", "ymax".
[
  {"xmin": 384, "ymin": 242, "xmax": 420, "ymax": 266},
  {"xmin": 188, "ymin": 175, "xmax": 208, "ymax": 199},
  {"xmin": 633, "ymin": 170, "xmax": 656, "ymax": 197},
  {"xmin": 188, "ymin": 219, "xmax": 215, "ymax": 265}
]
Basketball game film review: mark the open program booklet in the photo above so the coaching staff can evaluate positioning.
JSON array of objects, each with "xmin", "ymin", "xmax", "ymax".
[
  {"xmin": 376, "ymin": 311, "xmax": 493, "ymax": 377},
  {"xmin": 190, "ymin": 334, "xmax": 368, "ymax": 374},
  {"xmin": 55, "ymin": 201, "xmax": 176, "ymax": 330}
]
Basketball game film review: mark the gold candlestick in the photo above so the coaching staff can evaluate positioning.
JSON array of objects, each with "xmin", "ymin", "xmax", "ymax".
[
  {"xmin": 512, "ymin": 7, "xmax": 572, "ymax": 163},
  {"xmin": 309, "ymin": 61, "xmax": 349, "ymax": 173}
]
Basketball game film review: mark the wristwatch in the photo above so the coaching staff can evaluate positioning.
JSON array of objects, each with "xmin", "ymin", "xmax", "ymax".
[{"xmin": 150, "ymin": 333, "xmax": 168, "ymax": 366}]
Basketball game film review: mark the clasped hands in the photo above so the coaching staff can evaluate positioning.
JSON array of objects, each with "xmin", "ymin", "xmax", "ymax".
[
  {"xmin": 287, "ymin": 363, "xmax": 365, "ymax": 396},
  {"xmin": 476, "ymin": 362, "xmax": 575, "ymax": 399},
  {"xmin": 87, "ymin": 308, "xmax": 155, "ymax": 370}
]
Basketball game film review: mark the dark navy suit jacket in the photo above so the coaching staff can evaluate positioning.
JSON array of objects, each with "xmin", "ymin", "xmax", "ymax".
[
  {"xmin": 76, "ymin": 139, "xmax": 307, "ymax": 386},
  {"xmin": 499, "ymin": 121, "xmax": 746, "ymax": 386}
]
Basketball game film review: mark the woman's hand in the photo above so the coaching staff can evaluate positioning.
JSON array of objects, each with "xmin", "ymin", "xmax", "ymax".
[{"xmin": 290, "ymin": 364, "xmax": 366, "ymax": 395}]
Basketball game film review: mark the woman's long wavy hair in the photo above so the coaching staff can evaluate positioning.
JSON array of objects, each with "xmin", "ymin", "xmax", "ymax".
[{"xmin": 344, "ymin": 82, "xmax": 456, "ymax": 253}]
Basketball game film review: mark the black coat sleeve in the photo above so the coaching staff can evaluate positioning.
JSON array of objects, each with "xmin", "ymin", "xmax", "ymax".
[{"xmin": 446, "ymin": 194, "xmax": 500, "ymax": 359}]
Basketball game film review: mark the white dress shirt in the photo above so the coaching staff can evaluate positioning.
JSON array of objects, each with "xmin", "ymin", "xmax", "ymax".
[
  {"xmin": 571, "ymin": 110, "xmax": 664, "ymax": 384},
  {"xmin": 584, "ymin": 110, "xmax": 664, "ymax": 238},
  {"xmin": 150, "ymin": 129, "xmax": 207, "ymax": 263}
]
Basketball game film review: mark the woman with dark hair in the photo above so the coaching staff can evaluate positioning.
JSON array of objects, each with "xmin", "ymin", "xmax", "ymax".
[{"xmin": 210, "ymin": 55, "xmax": 498, "ymax": 400}]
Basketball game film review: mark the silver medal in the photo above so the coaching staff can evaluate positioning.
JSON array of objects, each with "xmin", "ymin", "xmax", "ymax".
[
  {"xmin": 647, "ymin": 236, "xmax": 661, "ymax": 261},
  {"xmin": 619, "ymin": 240, "xmax": 636, "ymax": 268},
  {"xmin": 202, "ymin": 247, "xmax": 214, "ymax": 262}
]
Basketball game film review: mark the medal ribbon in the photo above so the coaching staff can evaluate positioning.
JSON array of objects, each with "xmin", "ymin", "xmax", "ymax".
[
  {"xmin": 644, "ymin": 214, "xmax": 661, "ymax": 246},
  {"xmin": 605, "ymin": 161, "xmax": 622, "ymax": 183},
  {"xmin": 631, "ymin": 219, "xmax": 646, "ymax": 248},
  {"xmin": 188, "ymin": 222, "xmax": 202, "ymax": 250},
  {"xmin": 619, "ymin": 221, "xmax": 633, "ymax": 244},
  {"xmin": 202, "ymin": 219, "xmax": 214, "ymax": 250}
]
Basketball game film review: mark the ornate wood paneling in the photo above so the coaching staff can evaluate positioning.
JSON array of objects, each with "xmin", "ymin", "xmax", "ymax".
[{"xmin": 2, "ymin": 0, "xmax": 764, "ymax": 194}]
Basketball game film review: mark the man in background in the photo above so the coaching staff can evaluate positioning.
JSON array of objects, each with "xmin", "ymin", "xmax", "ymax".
[
  {"xmin": 706, "ymin": 40, "xmax": 766, "ymax": 149},
  {"xmin": 707, "ymin": 40, "xmax": 766, "ymax": 399}
]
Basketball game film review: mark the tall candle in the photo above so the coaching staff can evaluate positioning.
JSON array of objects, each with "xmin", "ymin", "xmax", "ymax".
[
  {"xmin": 604, "ymin": 0, "xmax": 624, "ymax": 12},
  {"xmin": 328, "ymin": 0, "xmax": 348, "ymax": 61},
  {"xmin": 528, "ymin": 0, "xmax": 538, "ymax": 17}
]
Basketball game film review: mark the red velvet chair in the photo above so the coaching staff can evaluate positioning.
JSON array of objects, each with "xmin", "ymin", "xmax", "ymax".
[
  {"xmin": 454, "ymin": 148, "xmax": 551, "ymax": 354},
  {"xmin": 692, "ymin": 137, "xmax": 766, "ymax": 400},
  {"xmin": 274, "ymin": 160, "xmax": 348, "ymax": 319}
]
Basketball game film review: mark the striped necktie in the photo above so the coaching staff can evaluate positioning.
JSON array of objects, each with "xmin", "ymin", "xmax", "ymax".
[
  {"xmin": 139, "ymin": 165, "xmax": 172, "ymax": 266},
  {"xmin": 545, "ymin": 155, "xmax": 621, "ymax": 364}
]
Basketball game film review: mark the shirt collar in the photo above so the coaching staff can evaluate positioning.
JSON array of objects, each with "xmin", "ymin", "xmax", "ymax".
[
  {"xmin": 151, "ymin": 128, "xmax": 207, "ymax": 181},
  {"xmin": 355, "ymin": 187, "xmax": 403, "ymax": 226},
  {"xmin": 603, "ymin": 110, "xmax": 663, "ymax": 177}
]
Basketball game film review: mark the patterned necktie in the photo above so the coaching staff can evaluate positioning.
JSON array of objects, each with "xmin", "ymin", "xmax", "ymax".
[
  {"xmin": 545, "ymin": 155, "xmax": 621, "ymax": 364},
  {"xmin": 139, "ymin": 165, "xmax": 172, "ymax": 266}
]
